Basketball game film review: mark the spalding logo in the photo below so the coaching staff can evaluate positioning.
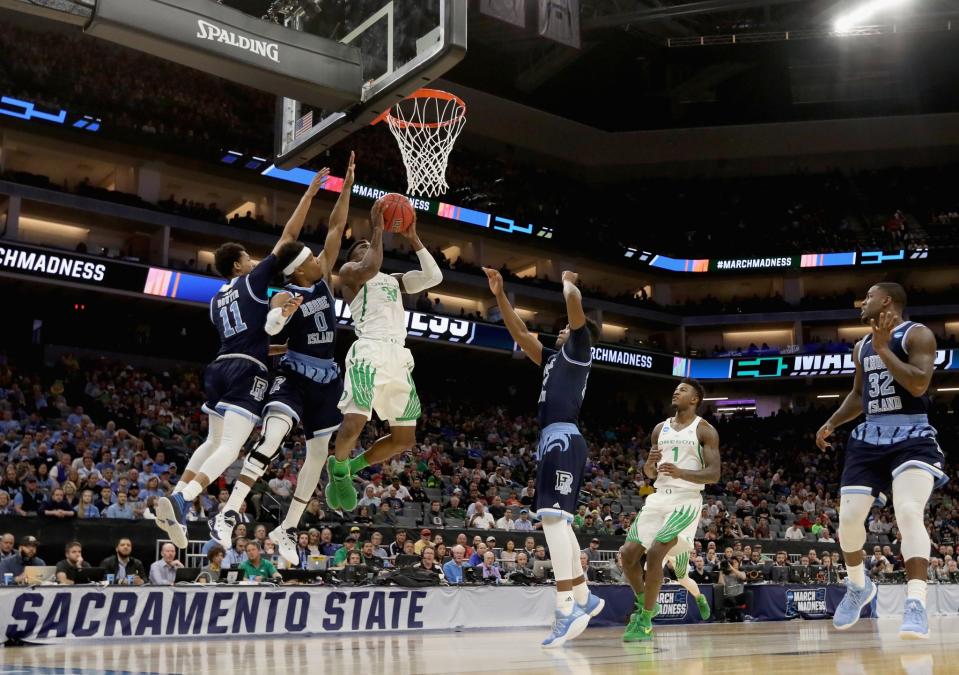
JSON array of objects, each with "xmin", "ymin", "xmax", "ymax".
[{"xmin": 196, "ymin": 20, "xmax": 280, "ymax": 64}]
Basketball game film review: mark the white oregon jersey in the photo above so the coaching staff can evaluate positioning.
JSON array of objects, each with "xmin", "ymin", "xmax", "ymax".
[
  {"xmin": 654, "ymin": 416, "xmax": 705, "ymax": 493},
  {"xmin": 349, "ymin": 272, "xmax": 407, "ymax": 342}
]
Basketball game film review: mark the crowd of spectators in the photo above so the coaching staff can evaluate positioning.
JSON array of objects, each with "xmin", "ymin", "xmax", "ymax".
[
  {"xmin": 4, "ymin": 24, "xmax": 959, "ymax": 265},
  {"xmin": 2, "ymin": 351, "xmax": 959, "ymax": 588}
]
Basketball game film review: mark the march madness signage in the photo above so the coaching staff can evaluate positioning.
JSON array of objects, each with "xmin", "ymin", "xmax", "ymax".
[
  {"xmin": 0, "ymin": 586, "xmax": 555, "ymax": 643},
  {"xmin": 0, "ymin": 242, "xmax": 149, "ymax": 292},
  {"xmin": 654, "ymin": 588, "xmax": 689, "ymax": 623},
  {"xmin": 785, "ymin": 587, "xmax": 829, "ymax": 620}
]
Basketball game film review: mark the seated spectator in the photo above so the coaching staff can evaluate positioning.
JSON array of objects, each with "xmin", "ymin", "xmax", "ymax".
[
  {"xmin": 425, "ymin": 500, "xmax": 444, "ymax": 528},
  {"xmin": 515, "ymin": 551, "xmax": 531, "ymax": 571},
  {"xmin": 468, "ymin": 542, "xmax": 488, "ymax": 566},
  {"xmin": 334, "ymin": 537, "xmax": 358, "ymax": 566},
  {"xmin": 442, "ymin": 545, "xmax": 468, "ymax": 584},
  {"xmin": 414, "ymin": 529, "xmax": 433, "ymax": 555},
  {"xmin": 373, "ymin": 501, "xmax": 398, "ymax": 526},
  {"xmin": 56, "ymin": 541, "xmax": 91, "ymax": 585},
  {"xmin": 75, "ymin": 489, "xmax": 100, "ymax": 519},
  {"xmin": 414, "ymin": 547, "xmax": 444, "ymax": 579},
  {"xmin": 583, "ymin": 538, "xmax": 603, "ymax": 562},
  {"xmin": 43, "ymin": 488, "xmax": 76, "ymax": 519},
  {"xmin": 0, "ymin": 532, "xmax": 13, "ymax": 559},
  {"xmin": 14, "ymin": 477, "xmax": 44, "ymax": 515},
  {"xmin": 359, "ymin": 540, "xmax": 383, "ymax": 568},
  {"xmin": 468, "ymin": 501, "xmax": 495, "ymax": 529},
  {"xmin": 225, "ymin": 537, "xmax": 249, "ymax": 568},
  {"xmin": 0, "ymin": 491, "xmax": 16, "ymax": 516},
  {"xmin": 99, "ymin": 537, "xmax": 146, "ymax": 585},
  {"xmin": 0, "ymin": 536, "xmax": 45, "ymax": 583},
  {"xmin": 513, "ymin": 509, "xmax": 535, "ymax": 531},
  {"xmin": 443, "ymin": 494, "xmax": 466, "ymax": 521},
  {"xmin": 495, "ymin": 508, "xmax": 515, "ymax": 530},
  {"xmin": 149, "ymin": 542, "xmax": 184, "ymax": 585},
  {"xmin": 784, "ymin": 523, "xmax": 805, "ymax": 540},
  {"xmin": 817, "ymin": 527, "xmax": 836, "ymax": 543},
  {"xmin": 479, "ymin": 551, "xmax": 501, "ymax": 582},
  {"xmin": 299, "ymin": 499, "xmax": 325, "ymax": 528},
  {"xmin": 186, "ymin": 497, "xmax": 207, "ymax": 522},
  {"xmin": 201, "ymin": 544, "xmax": 227, "ymax": 581},
  {"xmin": 354, "ymin": 506, "xmax": 373, "ymax": 525},
  {"xmin": 358, "ymin": 485, "xmax": 381, "ymax": 509},
  {"xmin": 369, "ymin": 531, "xmax": 389, "ymax": 561},
  {"xmin": 389, "ymin": 530, "xmax": 409, "ymax": 558},
  {"xmin": 499, "ymin": 539, "xmax": 518, "ymax": 571},
  {"xmin": 103, "ymin": 491, "xmax": 137, "ymax": 519},
  {"xmin": 240, "ymin": 541, "xmax": 281, "ymax": 581},
  {"xmin": 688, "ymin": 556, "xmax": 711, "ymax": 584},
  {"xmin": 580, "ymin": 552, "xmax": 598, "ymax": 582}
]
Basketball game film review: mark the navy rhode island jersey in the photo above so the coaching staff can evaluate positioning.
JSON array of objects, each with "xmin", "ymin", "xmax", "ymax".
[
  {"xmin": 537, "ymin": 325, "xmax": 592, "ymax": 428},
  {"xmin": 281, "ymin": 280, "xmax": 337, "ymax": 359},
  {"xmin": 209, "ymin": 254, "xmax": 279, "ymax": 366},
  {"xmin": 859, "ymin": 320, "xmax": 931, "ymax": 417}
]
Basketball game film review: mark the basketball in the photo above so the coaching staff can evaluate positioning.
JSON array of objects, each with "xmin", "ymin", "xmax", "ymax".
[{"xmin": 379, "ymin": 193, "xmax": 416, "ymax": 233}]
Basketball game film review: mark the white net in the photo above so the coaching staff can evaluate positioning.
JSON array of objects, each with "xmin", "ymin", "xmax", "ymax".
[{"xmin": 385, "ymin": 91, "xmax": 466, "ymax": 197}]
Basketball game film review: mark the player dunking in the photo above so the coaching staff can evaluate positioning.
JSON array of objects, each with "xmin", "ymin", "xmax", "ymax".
[
  {"xmin": 211, "ymin": 153, "xmax": 356, "ymax": 563},
  {"xmin": 324, "ymin": 198, "xmax": 443, "ymax": 511},
  {"xmin": 484, "ymin": 266, "xmax": 605, "ymax": 648},
  {"xmin": 155, "ymin": 168, "xmax": 331, "ymax": 548},
  {"xmin": 621, "ymin": 379, "xmax": 720, "ymax": 642},
  {"xmin": 817, "ymin": 282, "xmax": 947, "ymax": 639}
]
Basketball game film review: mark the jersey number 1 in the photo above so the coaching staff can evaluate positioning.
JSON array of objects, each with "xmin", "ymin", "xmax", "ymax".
[
  {"xmin": 671, "ymin": 447, "xmax": 678, "ymax": 462},
  {"xmin": 219, "ymin": 301, "xmax": 248, "ymax": 338}
]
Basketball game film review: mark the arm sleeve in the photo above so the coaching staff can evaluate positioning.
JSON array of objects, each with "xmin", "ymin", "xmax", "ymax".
[
  {"xmin": 562, "ymin": 326, "xmax": 592, "ymax": 364},
  {"xmin": 400, "ymin": 248, "xmax": 443, "ymax": 294}
]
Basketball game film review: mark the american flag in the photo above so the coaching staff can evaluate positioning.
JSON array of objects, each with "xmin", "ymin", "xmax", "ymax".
[{"xmin": 294, "ymin": 111, "xmax": 313, "ymax": 139}]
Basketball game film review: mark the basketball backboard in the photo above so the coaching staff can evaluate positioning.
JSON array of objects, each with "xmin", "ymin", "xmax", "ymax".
[{"xmin": 267, "ymin": 0, "xmax": 467, "ymax": 169}]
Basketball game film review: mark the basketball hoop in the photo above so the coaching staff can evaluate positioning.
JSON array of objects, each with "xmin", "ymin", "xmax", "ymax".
[{"xmin": 376, "ymin": 89, "xmax": 466, "ymax": 198}]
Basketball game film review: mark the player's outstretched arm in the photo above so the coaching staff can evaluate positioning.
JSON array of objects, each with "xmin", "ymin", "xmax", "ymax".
[
  {"xmin": 561, "ymin": 270, "xmax": 586, "ymax": 330},
  {"xmin": 338, "ymin": 200, "xmax": 385, "ymax": 293},
  {"xmin": 271, "ymin": 168, "xmax": 331, "ymax": 256},
  {"xmin": 871, "ymin": 314, "xmax": 937, "ymax": 396},
  {"xmin": 318, "ymin": 152, "xmax": 355, "ymax": 281},
  {"xmin": 816, "ymin": 340, "xmax": 865, "ymax": 450},
  {"xmin": 659, "ymin": 422, "xmax": 721, "ymax": 484},
  {"xmin": 395, "ymin": 214, "xmax": 443, "ymax": 293},
  {"xmin": 482, "ymin": 267, "xmax": 543, "ymax": 365}
]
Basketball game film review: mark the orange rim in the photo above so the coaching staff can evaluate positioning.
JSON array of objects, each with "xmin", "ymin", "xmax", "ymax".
[{"xmin": 370, "ymin": 88, "xmax": 467, "ymax": 129}]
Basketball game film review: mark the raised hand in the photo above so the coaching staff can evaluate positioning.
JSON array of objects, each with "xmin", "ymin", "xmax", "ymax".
[
  {"xmin": 482, "ymin": 267, "xmax": 503, "ymax": 296},
  {"xmin": 870, "ymin": 311, "xmax": 896, "ymax": 351},
  {"xmin": 815, "ymin": 421, "xmax": 835, "ymax": 451},
  {"xmin": 280, "ymin": 294, "xmax": 303, "ymax": 318},
  {"xmin": 561, "ymin": 270, "xmax": 579, "ymax": 286},
  {"xmin": 306, "ymin": 168, "xmax": 331, "ymax": 197},
  {"xmin": 343, "ymin": 152, "xmax": 356, "ymax": 191},
  {"xmin": 370, "ymin": 198, "xmax": 385, "ymax": 232}
]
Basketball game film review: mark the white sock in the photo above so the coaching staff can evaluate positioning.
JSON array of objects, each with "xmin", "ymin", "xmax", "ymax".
[
  {"xmin": 676, "ymin": 574, "xmax": 700, "ymax": 598},
  {"xmin": 173, "ymin": 481, "xmax": 188, "ymax": 494},
  {"xmin": 572, "ymin": 581, "xmax": 589, "ymax": 605},
  {"xmin": 223, "ymin": 480, "xmax": 253, "ymax": 514},
  {"xmin": 846, "ymin": 562, "xmax": 865, "ymax": 589},
  {"xmin": 181, "ymin": 480, "xmax": 204, "ymax": 502},
  {"xmin": 282, "ymin": 434, "xmax": 330, "ymax": 530},
  {"xmin": 566, "ymin": 527, "xmax": 589, "ymax": 605},
  {"xmin": 556, "ymin": 590, "xmax": 575, "ymax": 615},
  {"xmin": 907, "ymin": 579, "xmax": 927, "ymax": 606}
]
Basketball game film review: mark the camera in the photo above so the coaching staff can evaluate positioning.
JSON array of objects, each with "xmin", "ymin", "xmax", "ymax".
[{"xmin": 720, "ymin": 560, "xmax": 732, "ymax": 573}]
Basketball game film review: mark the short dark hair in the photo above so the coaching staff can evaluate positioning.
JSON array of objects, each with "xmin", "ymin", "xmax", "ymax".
[
  {"xmin": 346, "ymin": 239, "xmax": 369, "ymax": 261},
  {"xmin": 214, "ymin": 242, "xmax": 246, "ymax": 279},
  {"xmin": 682, "ymin": 377, "xmax": 706, "ymax": 406},
  {"xmin": 65, "ymin": 541, "xmax": 81, "ymax": 553},
  {"xmin": 116, "ymin": 537, "xmax": 132, "ymax": 547},
  {"xmin": 275, "ymin": 240, "xmax": 307, "ymax": 277},
  {"xmin": 874, "ymin": 282, "xmax": 907, "ymax": 309}
]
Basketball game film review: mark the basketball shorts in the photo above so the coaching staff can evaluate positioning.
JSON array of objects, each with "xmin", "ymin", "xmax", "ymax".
[
  {"xmin": 263, "ymin": 370, "xmax": 344, "ymax": 437},
  {"xmin": 841, "ymin": 416, "xmax": 948, "ymax": 506},
  {"xmin": 338, "ymin": 339, "xmax": 420, "ymax": 426},
  {"xmin": 533, "ymin": 423, "xmax": 588, "ymax": 521},
  {"xmin": 627, "ymin": 489, "xmax": 703, "ymax": 553},
  {"xmin": 202, "ymin": 355, "xmax": 269, "ymax": 423}
]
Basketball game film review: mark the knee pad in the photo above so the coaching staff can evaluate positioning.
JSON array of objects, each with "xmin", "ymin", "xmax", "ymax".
[{"xmin": 243, "ymin": 414, "xmax": 292, "ymax": 475}]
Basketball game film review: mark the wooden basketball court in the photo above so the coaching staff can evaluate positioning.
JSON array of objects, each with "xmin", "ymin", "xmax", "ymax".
[{"xmin": 1, "ymin": 617, "xmax": 954, "ymax": 674}]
